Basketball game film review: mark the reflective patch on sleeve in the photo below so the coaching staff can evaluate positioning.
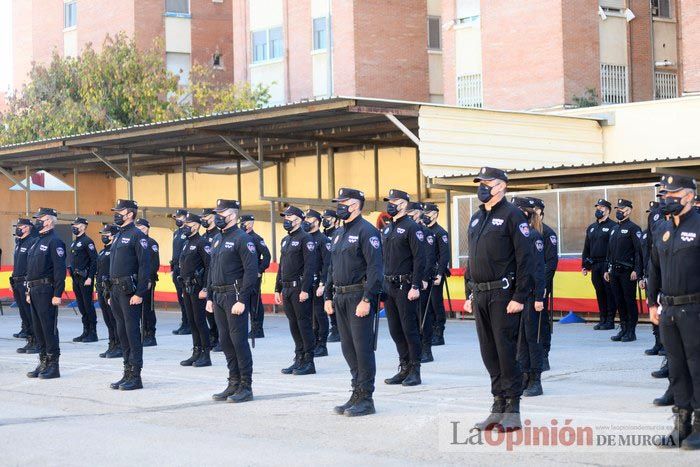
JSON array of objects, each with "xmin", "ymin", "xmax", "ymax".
[
  {"xmin": 140, "ymin": 239, "xmax": 148, "ymax": 249},
  {"xmin": 152, "ymin": 244, "xmax": 159, "ymax": 252},
  {"xmin": 442, "ymin": 234, "xmax": 448, "ymax": 243},
  {"xmin": 519, "ymin": 223, "xmax": 530, "ymax": 238},
  {"xmin": 369, "ymin": 236, "xmax": 380, "ymax": 249},
  {"xmin": 549, "ymin": 235, "xmax": 557, "ymax": 246},
  {"xmin": 306, "ymin": 241, "xmax": 316, "ymax": 251},
  {"xmin": 247, "ymin": 242, "xmax": 256, "ymax": 253},
  {"xmin": 636, "ymin": 231, "xmax": 642, "ymax": 239},
  {"xmin": 88, "ymin": 243, "xmax": 95, "ymax": 250},
  {"xmin": 204, "ymin": 245, "xmax": 211, "ymax": 254},
  {"xmin": 535, "ymin": 240, "xmax": 544, "ymax": 252},
  {"xmin": 416, "ymin": 230, "xmax": 424, "ymax": 241},
  {"xmin": 56, "ymin": 247, "xmax": 65, "ymax": 257}
]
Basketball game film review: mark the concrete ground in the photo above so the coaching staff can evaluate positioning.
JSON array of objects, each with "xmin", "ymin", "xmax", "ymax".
[{"xmin": 0, "ymin": 308, "xmax": 698, "ymax": 466}]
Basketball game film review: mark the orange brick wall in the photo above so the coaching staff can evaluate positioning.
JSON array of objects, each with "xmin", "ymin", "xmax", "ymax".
[
  {"xmin": 628, "ymin": 0, "xmax": 654, "ymax": 102},
  {"xmin": 191, "ymin": 0, "xmax": 234, "ymax": 84},
  {"xmin": 679, "ymin": 0, "xmax": 700, "ymax": 94},
  {"xmin": 561, "ymin": 0, "xmax": 600, "ymax": 106},
  {"xmin": 286, "ymin": 0, "xmax": 313, "ymax": 101}
]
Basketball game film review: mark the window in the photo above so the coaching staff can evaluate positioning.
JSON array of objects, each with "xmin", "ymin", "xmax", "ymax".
[
  {"xmin": 165, "ymin": 0, "xmax": 190, "ymax": 15},
  {"xmin": 651, "ymin": 0, "xmax": 671, "ymax": 18},
  {"xmin": 166, "ymin": 52, "xmax": 191, "ymax": 85},
  {"xmin": 428, "ymin": 16, "xmax": 441, "ymax": 50},
  {"xmin": 251, "ymin": 27, "xmax": 284, "ymax": 63},
  {"xmin": 313, "ymin": 17, "xmax": 328, "ymax": 50},
  {"xmin": 655, "ymin": 71, "xmax": 678, "ymax": 99},
  {"xmin": 64, "ymin": 1, "xmax": 77, "ymax": 29},
  {"xmin": 600, "ymin": 63, "xmax": 628, "ymax": 104},
  {"xmin": 455, "ymin": 0, "xmax": 480, "ymax": 24},
  {"xmin": 212, "ymin": 53, "xmax": 223, "ymax": 68},
  {"xmin": 456, "ymin": 74, "xmax": 482, "ymax": 108}
]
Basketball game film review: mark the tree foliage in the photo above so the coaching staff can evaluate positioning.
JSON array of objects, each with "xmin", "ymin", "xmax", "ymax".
[{"xmin": 0, "ymin": 33, "xmax": 270, "ymax": 145}]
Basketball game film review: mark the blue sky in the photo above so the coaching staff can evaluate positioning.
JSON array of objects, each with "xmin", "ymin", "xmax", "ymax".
[{"xmin": 0, "ymin": 0, "xmax": 12, "ymax": 93}]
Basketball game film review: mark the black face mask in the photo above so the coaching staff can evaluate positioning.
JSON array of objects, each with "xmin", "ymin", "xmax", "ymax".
[
  {"xmin": 33, "ymin": 219, "xmax": 44, "ymax": 231},
  {"xmin": 101, "ymin": 235, "xmax": 111, "ymax": 245},
  {"xmin": 386, "ymin": 202, "xmax": 400, "ymax": 217},
  {"xmin": 594, "ymin": 210, "xmax": 605, "ymax": 220},
  {"xmin": 283, "ymin": 219, "xmax": 295, "ymax": 232},
  {"xmin": 615, "ymin": 211, "xmax": 626, "ymax": 221},
  {"xmin": 477, "ymin": 184, "xmax": 494, "ymax": 203},
  {"xmin": 664, "ymin": 196, "xmax": 685, "ymax": 216},
  {"xmin": 113, "ymin": 213, "xmax": 125, "ymax": 226},
  {"xmin": 421, "ymin": 214, "xmax": 431, "ymax": 225},
  {"xmin": 322, "ymin": 218, "xmax": 333, "ymax": 229},
  {"xmin": 183, "ymin": 225, "xmax": 195, "ymax": 236},
  {"xmin": 336, "ymin": 204, "xmax": 351, "ymax": 220},
  {"xmin": 214, "ymin": 214, "xmax": 228, "ymax": 230},
  {"xmin": 175, "ymin": 219, "xmax": 184, "ymax": 228},
  {"xmin": 301, "ymin": 221, "xmax": 312, "ymax": 232},
  {"xmin": 15, "ymin": 227, "xmax": 23, "ymax": 237},
  {"xmin": 71, "ymin": 226, "xmax": 81, "ymax": 235},
  {"xmin": 201, "ymin": 219, "xmax": 210, "ymax": 228}
]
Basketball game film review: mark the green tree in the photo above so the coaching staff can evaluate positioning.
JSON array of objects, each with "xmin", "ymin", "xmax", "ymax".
[{"xmin": 0, "ymin": 33, "xmax": 270, "ymax": 145}]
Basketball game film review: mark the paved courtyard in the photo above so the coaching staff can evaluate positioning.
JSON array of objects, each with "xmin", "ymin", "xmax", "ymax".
[{"xmin": 0, "ymin": 308, "xmax": 698, "ymax": 465}]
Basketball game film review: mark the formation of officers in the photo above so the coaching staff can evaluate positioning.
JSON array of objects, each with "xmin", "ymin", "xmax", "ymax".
[{"xmin": 8, "ymin": 167, "xmax": 699, "ymax": 442}]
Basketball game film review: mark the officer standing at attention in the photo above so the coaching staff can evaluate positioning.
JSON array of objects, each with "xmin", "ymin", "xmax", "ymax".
[
  {"xmin": 275, "ymin": 205, "xmax": 319, "ymax": 375},
  {"xmin": 135, "ymin": 218, "xmax": 160, "ymax": 347},
  {"xmin": 302, "ymin": 209, "xmax": 331, "ymax": 357},
  {"xmin": 582, "ymin": 199, "xmax": 617, "ymax": 330},
  {"xmin": 171, "ymin": 209, "xmax": 191, "ymax": 335},
  {"xmin": 25, "ymin": 207, "xmax": 66, "ymax": 380},
  {"xmin": 69, "ymin": 217, "xmax": 98, "ymax": 343},
  {"xmin": 201, "ymin": 208, "xmax": 220, "ymax": 350},
  {"xmin": 108, "ymin": 199, "xmax": 151, "ymax": 391},
  {"xmin": 527, "ymin": 197, "xmax": 558, "ymax": 371},
  {"xmin": 605, "ymin": 199, "xmax": 643, "ymax": 342},
  {"xmin": 96, "ymin": 224, "xmax": 122, "ymax": 359},
  {"xmin": 647, "ymin": 174, "xmax": 700, "ymax": 450},
  {"xmin": 12, "ymin": 218, "xmax": 38, "ymax": 354},
  {"xmin": 322, "ymin": 209, "xmax": 341, "ymax": 342},
  {"xmin": 207, "ymin": 199, "xmax": 258, "ymax": 403},
  {"xmin": 324, "ymin": 188, "xmax": 383, "ymax": 416},
  {"xmin": 382, "ymin": 189, "xmax": 426, "ymax": 387},
  {"xmin": 463, "ymin": 167, "xmax": 535, "ymax": 433},
  {"xmin": 239, "ymin": 214, "xmax": 271, "ymax": 339},
  {"xmin": 422, "ymin": 203, "xmax": 450, "ymax": 348},
  {"xmin": 179, "ymin": 213, "xmax": 212, "ymax": 367},
  {"xmin": 405, "ymin": 202, "xmax": 436, "ymax": 363}
]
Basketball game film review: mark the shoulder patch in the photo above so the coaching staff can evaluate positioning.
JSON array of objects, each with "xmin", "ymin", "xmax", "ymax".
[
  {"xmin": 653, "ymin": 213, "xmax": 660, "ymax": 222},
  {"xmin": 369, "ymin": 236, "xmax": 380, "ymax": 249},
  {"xmin": 247, "ymin": 242, "xmax": 256, "ymax": 253},
  {"xmin": 416, "ymin": 230, "xmax": 424, "ymax": 241},
  {"xmin": 636, "ymin": 231, "xmax": 642, "ymax": 239},
  {"xmin": 140, "ymin": 238, "xmax": 148, "ymax": 249},
  {"xmin": 471, "ymin": 218, "xmax": 479, "ymax": 227},
  {"xmin": 88, "ymin": 243, "xmax": 95, "ymax": 250},
  {"xmin": 535, "ymin": 239, "xmax": 544, "ymax": 252},
  {"xmin": 204, "ymin": 245, "xmax": 212, "ymax": 254},
  {"xmin": 383, "ymin": 227, "xmax": 390, "ymax": 235},
  {"xmin": 152, "ymin": 244, "xmax": 159, "ymax": 252},
  {"xmin": 519, "ymin": 223, "xmax": 530, "ymax": 238},
  {"xmin": 56, "ymin": 247, "xmax": 65, "ymax": 257},
  {"xmin": 427, "ymin": 235, "xmax": 434, "ymax": 245},
  {"xmin": 549, "ymin": 235, "xmax": 557, "ymax": 245},
  {"xmin": 325, "ymin": 242, "xmax": 331, "ymax": 251},
  {"xmin": 442, "ymin": 234, "xmax": 448, "ymax": 243},
  {"xmin": 306, "ymin": 241, "xmax": 316, "ymax": 251},
  {"xmin": 259, "ymin": 239, "xmax": 266, "ymax": 246}
]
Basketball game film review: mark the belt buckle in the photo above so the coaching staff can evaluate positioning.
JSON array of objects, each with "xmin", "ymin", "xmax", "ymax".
[{"xmin": 501, "ymin": 277, "xmax": 510, "ymax": 290}]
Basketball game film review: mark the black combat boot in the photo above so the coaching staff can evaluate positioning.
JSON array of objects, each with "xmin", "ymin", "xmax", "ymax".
[
  {"xmin": 82, "ymin": 324, "xmax": 98, "ymax": 343},
  {"xmin": 344, "ymin": 389, "xmax": 375, "ymax": 417},
  {"xmin": 293, "ymin": 354, "xmax": 316, "ymax": 375},
  {"xmin": 621, "ymin": 324, "xmax": 636, "ymax": 342},
  {"xmin": 652, "ymin": 358, "xmax": 669, "ymax": 378},
  {"xmin": 384, "ymin": 359, "xmax": 410, "ymax": 385},
  {"xmin": 681, "ymin": 410, "xmax": 700, "ymax": 450},
  {"xmin": 27, "ymin": 354, "xmax": 47, "ymax": 378},
  {"xmin": 106, "ymin": 341, "xmax": 123, "ymax": 359},
  {"xmin": 542, "ymin": 350, "xmax": 551, "ymax": 372},
  {"xmin": 420, "ymin": 345, "xmax": 434, "ymax": 363},
  {"xmin": 610, "ymin": 323, "xmax": 627, "ymax": 341},
  {"xmin": 523, "ymin": 371, "xmax": 543, "ymax": 397},
  {"xmin": 333, "ymin": 388, "xmax": 360, "ymax": 415},
  {"xmin": 17, "ymin": 336, "xmax": 37, "ymax": 354},
  {"xmin": 110, "ymin": 364, "xmax": 130, "ymax": 389},
  {"xmin": 313, "ymin": 342, "xmax": 328, "ymax": 357},
  {"xmin": 653, "ymin": 386, "xmax": 674, "ymax": 406},
  {"xmin": 73, "ymin": 325, "xmax": 88, "ymax": 342},
  {"xmin": 645, "ymin": 335, "xmax": 663, "ymax": 355},
  {"xmin": 193, "ymin": 348, "xmax": 212, "ymax": 367},
  {"xmin": 431, "ymin": 326, "xmax": 445, "ymax": 346},
  {"xmin": 659, "ymin": 407, "xmax": 692, "ymax": 448},
  {"xmin": 38, "ymin": 354, "xmax": 60, "ymax": 379},
  {"xmin": 281, "ymin": 354, "xmax": 302, "ymax": 374},
  {"xmin": 14, "ymin": 329, "xmax": 28, "ymax": 339},
  {"xmin": 227, "ymin": 376, "xmax": 253, "ymax": 403},
  {"xmin": 177, "ymin": 324, "xmax": 192, "ymax": 335},
  {"xmin": 497, "ymin": 397, "xmax": 522, "ymax": 432},
  {"xmin": 180, "ymin": 347, "xmax": 201, "ymax": 366},
  {"xmin": 212, "ymin": 375, "xmax": 240, "ymax": 401},
  {"xmin": 99, "ymin": 339, "xmax": 113, "ymax": 358},
  {"xmin": 172, "ymin": 323, "xmax": 184, "ymax": 335},
  {"xmin": 142, "ymin": 333, "xmax": 157, "ymax": 347},
  {"xmin": 401, "ymin": 362, "xmax": 421, "ymax": 386},
  {"xmin": 119, "ymin": 365, "xmax": 143, "ymax": 390},
  {"xmin": 474, "ymin": 396, "xmax": 506, "ymax": 431},
  {"xmin": 211, "ymin": 339, "xmax": 222, "ymax": 352},
  {"xmin": 253, "ymin": 326, "xmax": 265, "ymax": 339},
  {"xmin": 327, "ymin": 326, "xmax": 340, "ymax": 343}
]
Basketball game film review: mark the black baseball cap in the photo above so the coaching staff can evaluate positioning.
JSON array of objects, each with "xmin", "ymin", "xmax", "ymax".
[
  {"xmin": 423, "ymin": 202, "xmax": 439, "ymax": 213},
  {"xmin": 406, "ymin": 202, "xmax": 423, "ymax": 211},
  {"xmin": 305, "ymin": 209, "xmax": 322, "ymax": 221},
  {"xmin": 511, "ymin": 196, "xmax": 535, "ymax": 209},
  {"xmin": 383, "ymin": 189, "xmax": 410, "ymax": 202},
  {"xmin": 474, "ymin": 167, "xmax": 508, "ymax": 183},
  {"xmin": 184, "ymin": 213, "xmax": 202, "ymax": 224},
  {"xmin": 594, "ymin": 199, "xmax": 612, "ymax": 209},
  {"xmin": 111, "ymin": 199, "xmax": 138, "ymax": 211},
  {"xmin": 201, "ymin": 208, "xmax": 215, "ymax": 216},
  {"xmin": 171, "ymin": 209, "xmax": 188, "ymax": 218},
  {"xmin": 214, "ymin": 199, "xmax": 241, "ymax": 212},
  {"xmin": 32, "ymin": 207, "xmax": 57, "ymax": 218},
  {"xmin": 332, "ymin": 188, "xmax": 365, "ymax": 203},
  {"xmin": 135, "ymin": 218, "xmax": 150, "ymax": 228},
  {"xmin": 322, "ymin": 209, "xmax": 337, "ymax": 218},
  {"xmin": 656, "ymin": 174, "xmax": 697, "ymax": 193},
  {"xmin": 646, "ymin": 201, "xmax": 660, "ymax": 213},
  {"xmin": 527, "ymin": 197, "xmax": 545, "ymax": 210},
  {"xmin": 616, "ymin": 198, "xmax": 633, "ymax": 209},
  {"xmin": 101, "ymin": 224, "xmax": 120, "ymax": 235},
  {"xmin": 280, "ymin": 205, "xmax": 305, "ymax": 218},
  {"xmin": 16, "ymin": 218, "xmax": 32, "ymax": 226},
  {"xmin": 72, "ymin": 217, "xmax": 88, "ymax": 226},
  {"xmin": 239, "ymin": 214, "xmax": 255, "ymax": 223}
]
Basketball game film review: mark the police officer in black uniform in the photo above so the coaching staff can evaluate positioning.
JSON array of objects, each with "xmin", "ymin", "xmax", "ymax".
[
  {"xmin": 69, "ymin": 217, "xmax": 98, "ymax": 343},
  {"xmin": 582, "ymin": 199, "xmax": 617, "ymax": 330},
  {"xmin": 325, "ymin": 188, "xmax": 383, "ymax": 416},
  {"xmin": 25, "ymin": 207, "xmax": 66, "ymax": 380},
  {"xmin": 171, "ymin": 209, "xmax": 191, "ymax": 335},
  {"xmin": 605, "ymin": 199, "xmax": 643, "ymax": 342},
  {"xmin": 528, "ymin": 197, "xmax": 558, "ymax": 371},
  {"xmin": 419, "ymin": 202, "xmax": 450, "ymax": 350},
  {"xmin": 642, "ymin": 201, "xmax": 665, "ymax": 356},
  {"xmin": 135, "ymin": 218, "xmax": 160, "ymax": 347},
  {"xmin": 322, "ymin": 209, "xmax": 341, "ymax": 343},
  {"xmin": 12, "ymin": 218, "xmax": 38, "ymax": 354},
  {"xmin": 240, "ymin": 214, "xmax": 271, "ymax": 339},
  {"xmin": 108, "ymin": 199, "xmax": 151, "ymax": 391},
  {"xmin": 464, "ymin": 167, "xmax": 535, "ymax": 432},
  {"xmin": 275, "ymin": 205, "xmax": 319, "ymax": 375},
  {"xmin": 207, "ymin": 199, "xmax": 258, "ymax": 403},
  {"xmin": 405, "ymin": 202, "xmax": 436, "ymax": 363},
  {"xmin": 647, "ymin": 174, "xmax": 700, "ymax": 450},
  {"xmin": 96, "ymin": 224, "xmax": 122, "ymax": 359},
  {"xmin": 381, "ymin": 189, "xmax": 426, "ymax": 387},
  {"xmin": 201, "ymin": 208, "xmax": 220, "ymax": 349},
  {"xmin": 179, "ymin": 213, "xmax": 212, "ymax": 367},
  {"xmin": 302, "ymin": 209, "xmax": 331, "ymax": 357}
]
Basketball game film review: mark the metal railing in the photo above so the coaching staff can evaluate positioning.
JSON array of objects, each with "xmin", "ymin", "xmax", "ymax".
[
  {"xmin": 600, "ymin": 63, "xmax": 629, "ymax": 104},
  {"xmin": 655, "ymin": 71, "xmax": 678, "ymax": 100},
  {"xmin": 456, "ymin": 74, "xmax": 483, "ymax": 108}
]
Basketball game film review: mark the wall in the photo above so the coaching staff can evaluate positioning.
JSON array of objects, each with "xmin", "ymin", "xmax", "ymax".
[
  {"xmin": 561, "ymin": 0, "xmax": 600, "ymax": 105},
  {"xmin": 679, "ymin": 0, "xmax": 700, "ymax": 94}
]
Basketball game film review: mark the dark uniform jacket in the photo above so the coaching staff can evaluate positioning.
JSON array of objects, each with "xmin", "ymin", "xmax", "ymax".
[
  {"xmin": 26, "ymin": 229, "xmax": 67, "ymax": 298},
  {"xmin": 606, "ymin": 218, "xmax": 643, "ymax": 277},
  {"xmin": 171, "ymin": 226, "xmax": 188, "ymax": 271},
  {"xmin": 582, "ymin": 218, "xmax": 616, "ymax": 269},
  {"xmin": 310, "ymin": 230, "xmax": 331, "ymax": 286},
  {"xmin": 429, "ymin": 222, "xmax": 450, "ymax": 278},
  {"xmin": 70, "ymin": 233, "xmax": 97, "ymax": 279},
  {"xmin": 248, "ymin": 230, "xmax": 271, "ymax": 275},
  {"xmin": 178, "ymin": 233, "xmax": 210, "ymax": 286},
  {"xmin": 275, "ymin": 228, "xmax": 318, "ymax": 294},
  {"xmin": 380, "ymin": 215, "xmax": 426, "ymax": 289},
  {"xmin": 109, "ymin": 223, "xmax": 151, "ymax": 298},
  {"xmin": 12, "ymin": 234, "xmax": 37, "ymax": 279},
  {"xmin": 542, "ymin": 223, "xmax": 559, "ymax": 286},
  {"xmin": 206, "ymin": 225, "xmax": 258, "ymax": 304}
]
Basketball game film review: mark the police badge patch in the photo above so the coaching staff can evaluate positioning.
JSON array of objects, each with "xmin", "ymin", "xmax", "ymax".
[
  {"xmin": 325, "ymin": 243, "xmax": 331, "ymax": 251},
  {"xmin": 88, "ymin": 243, "xmax": 95, "ymax": 250},
  {"xmin": 247, "ymin": 242, "xmax": 256, "ymax": 253},
  {"xmin": 416, "ymin": 231, "xmax": 424, "ymax": 241},
  {"xmin": 152, "ymin": 244, "xmax": 159, "ymax": 252},
  {"xmin": 427, "ymin": 236, "xmax": 434, "ymax": 245},
  {"xmin": 519, "ymin": 223, "xmax": 530, "ymax": 237},
  {"xmin": 204, "ymin": 245, "xmax": 211, "ymax": 254},
  {"xmin": 369, "ymin": 236, "xmax": 380, "ymax": 249},
  {"xmin": 535, "ymin": 240, "xmax": 544, "ymax": 252},
  {"xmin": 550, "ymin": 235, "xmax": 557, "ymax": 245},
  {"xmin": 442, "ymin": 235, "xmax": 448, "ymax": 243},
  {"xmin": 306, "ymin": 241, "xmax": 316, "ymax": 251},
  {"xmin": 140, "ymin": 239, "xmax": 148, "ymax": 249},
  {"xmin": 56, "ymin": 247, "xmax": 65, "ymax": 257}
]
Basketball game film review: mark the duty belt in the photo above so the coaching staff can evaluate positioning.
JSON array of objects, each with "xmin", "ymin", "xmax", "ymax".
[
  {"xmin": 611, "ymin": 262, "xmax": 633, "ymax": 271},
  {"xmin": 11, "ymin": 275, "xmax": 26, "ymax": 282},
  {"xmin": 26, "ymin": 277, "xmax": 53, "ymax": 288},
  {"xmin": 333, "ymin": 283, "xmax": 365, "ymax": 294},
  {"xmin": 469, "ymin": 276, "xmax": 514, "ymax": 292},
  {"xmin": 210, "ymin": 280, "xmax": 241, "ymax": 294},
  {"xmin": 659, "ymin": 293, "xmax": 700, "ymax": 307},
  {"xmin": 111, "ymin": 275, "xmax": 135, "ymax": 285},
  {"xmin": 280, "ymin": 279, "xmax": 302, "ymax": 288},
  {"xmin": 384, "ymin": 274, "xmax": 412, "ymax": 284}
]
